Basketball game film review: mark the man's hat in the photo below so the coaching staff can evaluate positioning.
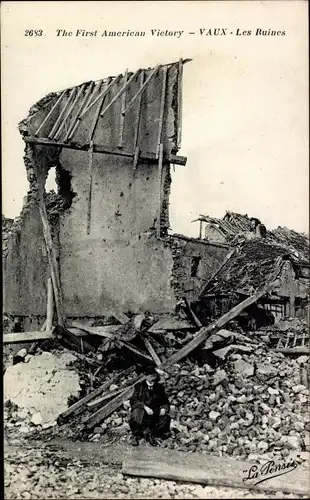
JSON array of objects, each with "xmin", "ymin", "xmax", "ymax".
[{"xmin": 143, "ymin": 365, "xmax": 157, "ymax": 376}]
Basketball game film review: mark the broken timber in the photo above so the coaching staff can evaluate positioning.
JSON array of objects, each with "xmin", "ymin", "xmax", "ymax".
[
  {"xmin": 143, "ymin": 336, "xmax": 162, "ymax": 366},
  {"xmin": 86, "ymin": 141, "xmax": 94, "ymax": 234},
  {"xmin": 58, "ymin": 366, "xmax": 135, "ymax": 422},
  {"xmin": 24, "ymin": 137, "xmax": 187, "ymax": 166},
  {"xmin": 122, "ymin": 446, "xmax": 309, "ymax": 496},
  {"xmin": 38, "ymin": 198, "xmax": 64, "ymax": 326},
  {"xmin": 164, "ymin": 279, "xmax": 281, "ymax": 367},
  {"xmin": 84, "ymin": 279, "xmax": 282, "ymax": 428}
]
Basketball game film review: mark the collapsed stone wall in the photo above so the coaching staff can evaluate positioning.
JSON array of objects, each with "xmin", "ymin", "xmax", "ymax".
[{"xmin": 168, "ymin": 235, "xmax": 229, "ymax": 303}]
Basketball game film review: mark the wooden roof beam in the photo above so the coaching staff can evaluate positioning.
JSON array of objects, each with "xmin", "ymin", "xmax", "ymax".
[{"xmin": 24, "ymin": 136, "xmax": 187, "ymax": 166}]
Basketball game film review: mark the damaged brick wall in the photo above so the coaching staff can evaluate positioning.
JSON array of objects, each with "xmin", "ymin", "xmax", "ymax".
[{"xmin": 168, "ymin": 235, "xmax": 229, "ymax": 302}]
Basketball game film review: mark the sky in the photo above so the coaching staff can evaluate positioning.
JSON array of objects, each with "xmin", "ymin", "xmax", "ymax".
[{"xmin": 1, "ymin": 1, "xmax": 309, "ymax": 237}]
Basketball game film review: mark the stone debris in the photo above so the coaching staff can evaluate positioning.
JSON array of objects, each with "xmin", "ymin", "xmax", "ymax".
[{"xmin": 4, "ymin": 350, "xmax": 81, "ymax": 426}]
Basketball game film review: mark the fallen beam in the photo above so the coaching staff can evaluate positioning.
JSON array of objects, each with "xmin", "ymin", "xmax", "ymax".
[
  {"xmin": 143, "ymin": 337, "xmax": 162, "ymax": 366},
  {"xmin": 71, "ymin": 322, "xmax": 115, "ymax": 339},
  {"xmin": 117, "ymin": 340, "xmax": 153, "ymax": 364},
  {"xmin": 84, "ymin": 376, "xmax": 145, "ymax": 429},
  {"xmin": 274, "ymin": 346, "xmax": 309, "ymax": 355},
  {"xmin": 163, "ymin": 280, "xmax": 280, "ymax": 367},
  {"xmin": 58, "ymin": 366, "xmax": 135, "ymax": 422},
  {"xmin": 183, "ymin": 298, "xmax": 202, "ymax": 328},
  {"xmin": 24, "ymin": 136, "xmax": 187, "ymax": 166},
  {"xmin": 122, "ymin": 445, "xmax": 309, "ymax": 496},
  {"xmin": 3, "ymin": 330, "xmax": 55, "ymax": 344},
  {"xmin": 87, "ymin": 388, "xmax": 123, "ymax": 409}
]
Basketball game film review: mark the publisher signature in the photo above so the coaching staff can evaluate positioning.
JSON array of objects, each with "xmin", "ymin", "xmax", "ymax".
[{"xmin": 243, "ymin": 458, "xmax": 299, "ymax": 486}]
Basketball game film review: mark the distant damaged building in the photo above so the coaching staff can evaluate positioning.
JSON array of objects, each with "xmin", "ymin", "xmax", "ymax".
[
  {"xmin": 3, "ymin": 60, "xmax": 229, "ymax": 329},
  {"xmin": 193, "ymin": 212, "xmax": 309, "ymax": 326}
]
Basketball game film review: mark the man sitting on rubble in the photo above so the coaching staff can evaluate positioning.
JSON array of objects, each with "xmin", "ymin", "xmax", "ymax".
[{"xmin": 129, "ymin": 365, "xmax": 171, "ymax": 446}]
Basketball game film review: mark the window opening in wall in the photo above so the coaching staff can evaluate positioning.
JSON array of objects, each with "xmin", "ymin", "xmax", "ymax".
[
  {"xmin": 264, "ymin": 302, "xmax": 285, "ymax": 321},
  {"xmin": 191, "ymin": 256, "xmax": 201, "ymax": 277},
  {"xmin": 45, "ymin": 166, "xmax": 57, "ymax": 192}
]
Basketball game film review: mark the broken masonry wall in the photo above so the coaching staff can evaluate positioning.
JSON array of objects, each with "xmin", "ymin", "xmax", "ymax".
[
  {"xmin": 2, "ymin": 215, "xmax": 14, "ymax": 258},
  {"xmin": 4, "ymin": 63, "xmax": 183, "ymax": 318},
  {"xmin": 168, "ymin": 235, "xmax": 229, "ymax": 302},
  {"xmin": 3, "ymin": 143, "xmax": 63, "ymax": 319},
  {"xmin": 204, "ymin": 224, "xmax": 227, "ymax": 243},
  {"xmin": 3, "ymin": 200, "xmax": 49, "ymax": 316},
  {"xmin": 58, "ymin": 148, "xmax": 176, "ymax": 315}
]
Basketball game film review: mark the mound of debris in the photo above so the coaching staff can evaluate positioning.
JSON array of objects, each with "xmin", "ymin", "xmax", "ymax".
[
  {"xmin": 78, "ymin": 329, "xmax": 309, "ymax": 463},
  {"xmin": 259, "ymin": 318, "xmax": 309, "ymax": 351},
  {"xmin": 4, "ymin": 350, "xmax": 82, "ymax": 430},
  {"xmin": 4, "ymin": 304, "xmax": 309, "ymax": 466}
]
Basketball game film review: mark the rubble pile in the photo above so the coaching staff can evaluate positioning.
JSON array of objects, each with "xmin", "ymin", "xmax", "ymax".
[
  {"xmin": 48, "ymin": 329, "xmax": 308, "ymax": 463},
  {"xmin": 4, "ymin": 350, "xmax": 81, "ymax": 430},
  {"xmin": 4, "ymin": 310, "xmax": 309, "ymax": 465},
  {"xmin": 259, "ymin": 318, "xmax": 309, "ymax": 350},
  {"xmin": 163, "ymin": 346, "xmax": 309, "ymax": 461}
]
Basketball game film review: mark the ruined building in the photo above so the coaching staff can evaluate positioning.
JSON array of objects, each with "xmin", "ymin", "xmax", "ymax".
[
  {"xmin": 3, "ymin": 60, "xmax": 228, "ymax": 330},
  {"xmin": 193, "ymin": 212, "xmax": 309, "ymax": 325}
]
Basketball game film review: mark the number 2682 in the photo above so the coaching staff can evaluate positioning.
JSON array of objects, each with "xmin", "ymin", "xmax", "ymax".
[{"xmin": 25, "ymin": 30, "xmax": 43, "ymax": 36}]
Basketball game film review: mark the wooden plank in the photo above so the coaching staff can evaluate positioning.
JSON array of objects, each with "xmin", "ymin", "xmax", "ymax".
[
  {"xmin": 118, "ymin": 69, "xmax": 128, "ymax": 147},
  {"xmin": 143, "ymin": 336, "xmax": 161, "ymax": 366},
  {"xmin": 183, "ymin": 298, "xmax": 202, "ymax": 328},
  {"xmin": 34, "ymin": 91, "xmax": 66, "ymax": 137},
  {"xmin": 122, "ymin": 445, "xmax": 309, "ymax": 496},
  {"xmin": 148, "ymin": 317, "xmax": 196, "ymax": 332},
  {"xmin": 48, "ymin": 88, "xmax": 76, "ymax": 140},
  {"xmin": 100, "ymin": 70, "xmax": 141, "ymax": 119},
  {"xmin": 46, "ymin": 277, "xmax": 54, "ymax": 330},
  {"xmin": 122, "ymin": 66, "xmax": 159, "ymax": 116},
  {"xmin": 79, "ymin": 74, "xmax": 122, "ymax": 119},
  {"xmin": 117, "ymin": 340, "xmax": 153, "ymax": 364},
  {"xmin": 108, "ymin": 310, "xmax": 129, "ymax": 325},
  {"xmin": 133, "ymin": 71, "xmax": 144, "ymax": 148},
  {"xmin": 88, "ymin": 79, "xmax": 111, "ymax": 143},
  {"xmin": 156, "ymin": 143, "xmax": 164, "ymax": 238},
  {"xmin": 57, "ymin": 366, "xmax": 135, "ymax": 422},
  {"xmin": 201, "ymin": 247, "xmax": 236, "ymax": 293},
  {"xmin": 62, "ymin": 83, "xmax": 87, "ymax": 141},
  {"xmin": 86, "ymin": 388, "xmax": 123, "ymax": 409},
  {"xmin": 163, "ymin": 280, "xmax": 280, "ymax": 367},
  {"xmin": 3, "ymin": 330, "xmax": 55, "ymax": 344},
  {"xmin": 86, "ymin": 141, "xmax": 94, "ymax": 234},
  {"xmin": 156, "ymin": 67, "xmax": 167, "ymax": 156},
  {"xmin": 54, "ymin": 325, "xmax": 95, "ymax": 354},
  {"xmin": 54, "ymin": 87, "xmax": 81, "ymax": 141},
  {"xmin": 38, "ymin": 199, "xmax": 64, "ymax": 326},
  {"xmin": 132, "ymin": 146, "xmax": 140, "ymax": 173},
  {"xmin": 176, "ymin": 58, "xmax": 183, "ymax": 149},
  {"xmin": 40, "ymin": 319, "xmax": 47, "ymax": 332},
  {"xmin": 84, "ymin": 376, "xmax": 145, "ymax": 429},
  {"xmin": 24, "ymin": 136, "xmax": 187, "ymax": 165},
  {"xmin": 67, "ymin": 81, "xmax": 96, "ymax": 140},
  {"xmin": 71, "ymin": 321, "xmax": 114, "ymax": 339},
  {"xmin": 274, "ymin": 346, "xmax": 309, "ymax": 355}
]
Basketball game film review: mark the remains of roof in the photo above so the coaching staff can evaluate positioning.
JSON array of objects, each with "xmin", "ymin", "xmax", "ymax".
[
  {"xmin": 18, "ymin": 59, "xmax": 192, "ymax": 166},
  {"xmin": 194, "ymin": 211, "xmax": 309, "ymax": 265},
  {"xmin": 200, "ymin": 240, "xmax": 289, "ymax": 297}
]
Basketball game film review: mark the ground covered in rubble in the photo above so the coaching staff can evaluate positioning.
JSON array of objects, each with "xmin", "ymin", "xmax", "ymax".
[
  {"xmin": 4, "ymin": 444, "xmax": 308, "ymax": 500},
  {"xmin": 4, "ymin": 332, "xmax": 310, "ymax": 465}
]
